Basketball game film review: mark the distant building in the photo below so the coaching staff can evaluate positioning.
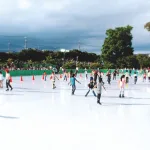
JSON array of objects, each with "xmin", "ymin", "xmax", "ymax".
[{"xmin": 60, "ymin": 49, "xmax": 70, "ymax": 52}]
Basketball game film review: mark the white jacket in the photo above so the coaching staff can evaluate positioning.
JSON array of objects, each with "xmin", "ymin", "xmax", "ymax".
[
  {"xmin": 6, "ymin": 73, "xmax": 10, "ymax": 80},
  {"xmin": 0, "ymin": 74, "xmax": 3, "ymax": 80}
]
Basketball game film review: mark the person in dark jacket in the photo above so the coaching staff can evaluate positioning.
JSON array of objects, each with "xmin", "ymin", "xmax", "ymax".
[
  {"xmin": 85, "ymin": 79, "xmax": 96, "ymax": 97},
  {"xmin": 106, "ymin": 70, "xmax": 111, "ymax": 84},
  {"xmin": 113, "ymin": 70, "xmax": 117, "ymax": 80},
  {"xmin": 94, "ymin": 70, "xmax": 98, "ymax": 84}
]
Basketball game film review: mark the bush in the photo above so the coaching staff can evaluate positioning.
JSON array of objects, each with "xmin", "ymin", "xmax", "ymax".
[
  {"xmin": 63, "ymin": 61, "xmax": 76, "ymax": 69},
  {"xmin": 103, "ymin": 62, "xmax": 115, "ymax": 69},
  {"xmin": 90, "ymin": 62, "xmax": 101, "ymax": 69},
  {"xmin": 76, "ymin": 62, "xmax": 90, "ymax": 69}
]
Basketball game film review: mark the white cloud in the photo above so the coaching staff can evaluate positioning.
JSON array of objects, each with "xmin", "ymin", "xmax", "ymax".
[{"xmin": 0, "ymin": 0, "xmax": 150, "ymax": 52}]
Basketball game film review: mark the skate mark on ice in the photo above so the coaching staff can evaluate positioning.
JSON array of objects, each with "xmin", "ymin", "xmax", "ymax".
[
  {"xmin": 0, "ymin": 93, "xmax": 23, "ymax": 96},
  {"xmin": 0, "ymin": 115, "xmax": 19, "ymax": 119},
  {"xmin": 14, "ymin": 87, "xmax": 39, "ymax": 90},
  {"xmin": 14, "ymin": 90, "xmax": 59, "ymax": 94},
  {"xmin": 103, "ymin": 96, "xmax": 150, "ymax": 99},
  {"xmin": 101, "ymin": 102, "xmax": 150, "ymax": 106},
  {"xmin": 107, "ymin": 88, "xmax": 141, "ymax": 91}
]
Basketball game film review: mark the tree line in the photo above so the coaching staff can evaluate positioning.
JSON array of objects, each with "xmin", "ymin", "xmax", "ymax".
[{"xmin": 0, "ymin": 49, "xmax": 100, "ymax": 69}]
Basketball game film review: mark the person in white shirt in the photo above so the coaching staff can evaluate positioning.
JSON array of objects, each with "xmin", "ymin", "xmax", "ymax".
[
  {"xmin": 5, "ymin": 70, "xmax": 13, "ymax": 91},
  {"xmin": 51, "ymin": 72, "xmax": 59, "ymax": 89},
  {"xmin": 0, "ymin": 71, "xmax": 4, "ymax": 88},
  {"xmin": 148, "ymin": 71, "xmax": 150, "ymax": 82},
  {"xmin": 85, "ymin": 68, "xmax": 88, "ymax": 79}
]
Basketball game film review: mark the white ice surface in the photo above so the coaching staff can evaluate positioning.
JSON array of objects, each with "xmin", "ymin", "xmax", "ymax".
[{"xmin": 0, "ymin": 74, "xmax": 150, "ymax": 150}]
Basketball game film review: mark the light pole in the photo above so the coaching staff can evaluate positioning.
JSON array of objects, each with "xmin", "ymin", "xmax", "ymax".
[
  {"xmin": 76, "ymin": 56, "xmax": 78, "ymax": 67},
  {"xmin": 24, "ymin": 37, "xmax": 27, "ymax": 49},
  {"xmin": 78, "ymin": 41, "xmax": 80, "ymax": 51},
  {"xmin": 64, "ymin": 50, "xmax": 66, "ymax": 63},
  {"xmin": 8, "ymin": 42, "xmax": 10, "ymax": 52},
  {"xmin": 63, "ymin": 49, "xmax": 67, "ymax": 65}
]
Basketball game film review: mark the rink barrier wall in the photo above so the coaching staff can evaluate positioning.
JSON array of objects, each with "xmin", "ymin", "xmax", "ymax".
[{"xmin": 1, "ymin": 69, "xmax": 143, "ymax": 77}]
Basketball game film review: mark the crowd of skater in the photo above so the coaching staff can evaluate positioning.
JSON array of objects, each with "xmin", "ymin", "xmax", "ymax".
[{"xmin": 0, "ymin": 67, "xmax": 150, "ymax": 105}]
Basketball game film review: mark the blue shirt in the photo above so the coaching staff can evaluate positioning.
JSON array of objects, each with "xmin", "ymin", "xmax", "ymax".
[
  {"xmin": 70, "ymin": 77, "xmax": 77, "ymax": 86},
  {"xmin": 90, "ymin": 76, "xmax": 93, "ymax": 81}
]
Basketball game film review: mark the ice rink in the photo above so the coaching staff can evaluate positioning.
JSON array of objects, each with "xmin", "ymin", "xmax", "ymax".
[{"xmin": 0, "ymin": 74, "xmax": 150, "ymax": 150}]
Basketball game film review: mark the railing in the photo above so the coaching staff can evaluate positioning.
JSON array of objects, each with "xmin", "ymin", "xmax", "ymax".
[{"xmin": 1, "ymin": 69, "xmax": 143, "ymax": 77}]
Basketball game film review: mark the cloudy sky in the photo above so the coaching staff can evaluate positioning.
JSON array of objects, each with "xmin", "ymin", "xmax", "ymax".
[{"xmin": 0, "ymin": 0, "xmax": 150, "ymax": 53}]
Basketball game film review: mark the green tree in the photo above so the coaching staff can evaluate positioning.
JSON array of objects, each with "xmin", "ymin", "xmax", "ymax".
[
  {"xmin": 90, "ymin": 62, "xmax": 101, "ymax": 69},
  {"xmin": 63, "ymin": 61, "xmax": 76, "ymax": 69},
  {"xmin": 136, "ymin": 54, "xmax": 150, "ymax": 68},
  {"xmin": 7, "ymin": 58, "xmax": 13, "ymax": 65},
  {"xmin": 27, "ymin": 60, "xmax": 33, "ymax": 65},
  {"xmin": 144, "ymin": 22, "xmax": 150, "ymax": 31},
  {"xmin": 101, "ymin": 25, "xmax": 134, "ymax": 68},
  {"xmin": 116, "ymin": 55, "xmax": 139, "ymax": 68},
  {"xmin": 45, "ymin": 56, "xmax": 56, "ymax": 65}
]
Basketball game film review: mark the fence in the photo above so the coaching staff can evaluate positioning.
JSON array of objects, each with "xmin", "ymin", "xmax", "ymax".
[{"xmin": 1, "ymin": 69, "xmax": 143, "ymax": 77}]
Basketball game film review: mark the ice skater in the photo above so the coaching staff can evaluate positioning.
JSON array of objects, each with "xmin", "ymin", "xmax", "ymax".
[
  {"xmin": 106, "ymin": 70, "xmax": 111, "ymax": 84},
  {"xmin": 89, "ymin": 73, "xmax": 94, "ymax": 82},
  {"xmin": 68, "ymin": 74, "xmax": 81, "ymax": 95},
  {"xmin": 0, "ymin": 71, "xmax": 4, "ymax": 88},
  {"xmin": 63, "ymin": 71, "xmax": 67, "ymax": 81},
  {"xmin": 118, "ymin": 75, "xmax": 125, "ymax": 98},
  {"xmin": 125, "ymin": 70, "xmax": 129, "ymax": 84},
  {"xmin": 148, "ymin": 71, "xmax": 150, "ymax": 82},
  {"xmin": 43, "ymin": 71, "xmax": 47, "ymax": 81},
  {"xmin": 96, "ymin": 78, "xmax": 106, "ymax": 105},
  {"xmin": 94, "ymin": 70, "xmax": 98, "ymax": 84},
  {"xmin": 85, "ymin": 78, "xmax": 96, "ymax": 97},
  {"xmin": 98, "ymin": 71, "xmax": 104, "ymax": 84},
  {"xmin": 113, "ymin": 70, "xmax": 117, "ymax": 80},
  {"xmin": 85, "ymin": 69, "xmax": 88, "ymax": 79},
  {"xmin": 5, "ymin": 70, "xmax": 13, "ymax": 91},
  {"xmin": 134, "ymin": 71, "xmax": 138, "ymax": 84},
  {"xmin": 143, "ymin": 71, "xmax": 146, "ymax": 82},
  {"xmin": 51, "ymin": 72, "xmax": 59, "ymax": 89}
]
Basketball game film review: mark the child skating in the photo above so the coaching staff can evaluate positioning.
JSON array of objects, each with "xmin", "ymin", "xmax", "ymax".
[
  {"xmin": 0, "ymin": 71, "xmax": 4, "ymax": 88},
  {"xmin": 143, "ymin": 72, "xmax": 146, "ymax": 82},
  {"xmin": 113, "ymin": 70, "xmax": 117, "ymax": 80},
  {"xmin": 51, "ymin": 72, "xmax": 59, "ymax": 89},
  {"xmin": 134, "ymin": 72, "xmax": 137, "ymax": 84},
  {"xmin": 68, "ymin": 74, "xmax": 81, "ymax": 95},
  {"xmin": 63, "ymin": 71, "xmax": 67, "ymax": 81},
  {"xmin": 148, "ymin": 71, "xmax": 150, "ymax": 82},
  {"xmin": 118, "ymin": 75, "xmax": 125, "ymax": 98},
  {"xmin": 125, "ymin": 70, "xmax": 129, "ymax": 84},
  {"xmin": 94, "ymin": 70, "xmax": 98, "ymax": 84},
  {"xmin": 85, "ymin": 79, "xmax": 96, "ymax": 97},
  {"xmin": 85, "ymin": 69, "xmax": 88, "ymax": 79},
  {"xmin": 5, "ymin": 70, "xmax": 13, "ymax": 91},
  {"xmin": 43, "ymin": 71, "xmax": 47, "ymax": 81},
  {"xmin": 98, "ymin": 71, "xmax": 104, "ymax": 84},
  {"xmin": 106, "ymin": 70, "xmax": 111, "ymax": 84},
  {"xmin": 90, "ymin": 74, "xmax": 94, "ymax": 81},
  {"xmin": 96, "ymin": 78, "xmax": 106, "ymax": 105}
]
